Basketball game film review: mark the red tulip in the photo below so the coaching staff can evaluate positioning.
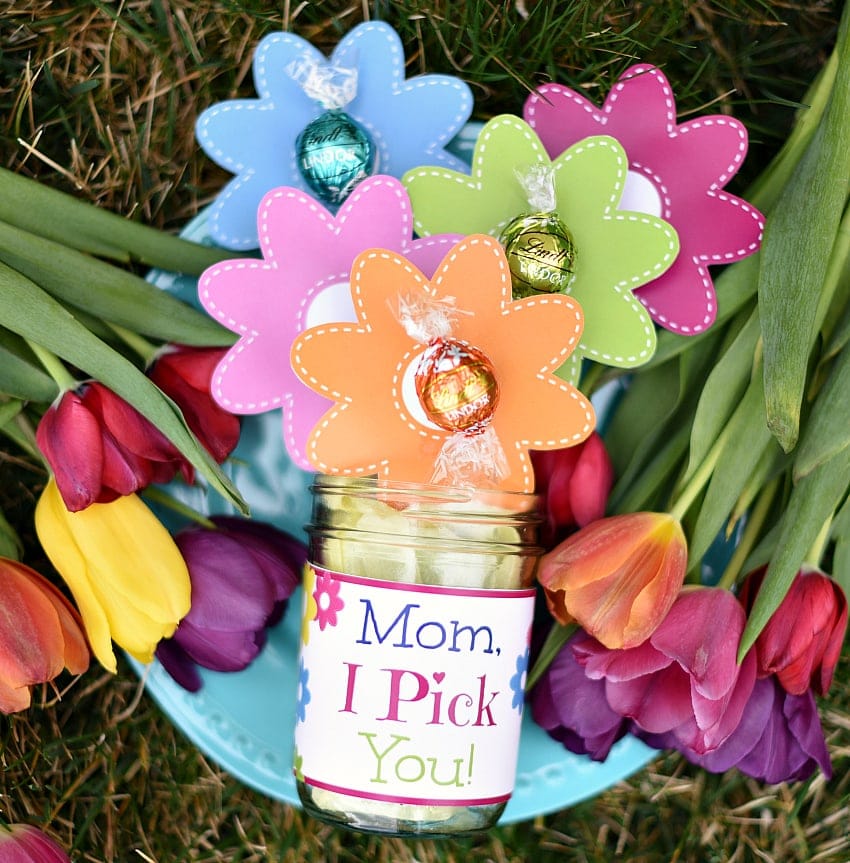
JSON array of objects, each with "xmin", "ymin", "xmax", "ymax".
[
  {"xmin": 575, "ymin": 588, "xmax": 757, "ymax": 755},
  {"xmin": 36, "ymin": 382, "xmax": 191, "ymax": 511},
  {"xmin": 0, "ymin": 825, "xmax": 71, "ymax": 863},
  {"xmin": 738, "ymin": 565, "xmax": 848, "ymax": 696},
  {"xmin": 148, "ymin": 345, "xmax": 240, "ymax": 463},
  {"xmin": 531, "ymin": 433, "xmax": 614, "ymax": 547},
  {"xmin": 0, "ymin": 558, "xmax": 89, "ymax": 713},
  {"xmin": 537, "ymin": 511, "xmax": 687, "ymax": 649}
]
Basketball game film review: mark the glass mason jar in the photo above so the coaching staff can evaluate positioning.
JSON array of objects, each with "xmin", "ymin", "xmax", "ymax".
[{"xmin": 294, "ymin": 475, "xmax": 543, "ymax": 837}]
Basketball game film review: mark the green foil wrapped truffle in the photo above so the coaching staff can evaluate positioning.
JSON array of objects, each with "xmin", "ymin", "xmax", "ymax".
[{"xmin": 499, "ymin": 211, "xmax": 577, "ymax": 299}]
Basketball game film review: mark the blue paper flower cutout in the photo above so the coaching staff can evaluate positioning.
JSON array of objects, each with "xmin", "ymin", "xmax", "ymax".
[
  {"xmin": 197, "ymin": 21, "xmax": 473, "ymax": 250},
  {"xmin": 296, "ymin": 658, "xmax": 312, "ymax": 723},
  {"xmin": 510, "ymin": 648, "xmax": 530, "ymax": 714}
]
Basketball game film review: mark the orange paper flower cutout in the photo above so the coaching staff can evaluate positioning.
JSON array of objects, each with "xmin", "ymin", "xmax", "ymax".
[{"xmin": 290, "ymin": 235, "xmax": 594, "ymax": 492}]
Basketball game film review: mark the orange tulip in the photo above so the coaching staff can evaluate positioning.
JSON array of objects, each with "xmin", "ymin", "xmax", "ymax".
[
  {"xmin": 0, "ymin": 558, "xmax": 90, "ymax": 713},
  {"xmin": 537, "ymin": 512, "xmax": 687, "ymax": 649}
]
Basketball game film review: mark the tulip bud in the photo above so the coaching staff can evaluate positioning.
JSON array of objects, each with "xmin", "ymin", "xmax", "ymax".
[
  {"xmin": 739, "ymin": 565, "xmax": 848, "ymax": 696},
  {"xmin": 148, "ymin": 345, "xmax": 240, "ymax": 463},
  {"xmin": 0, "ymin": 824, "xmax": 71, "ymax": 863},
  {"xmin": 530, "ymin": 432, "xmax": 614, "ymax": 547},
  {"xmin": 35, "ymin": 477, "xmax": 191, "ymax": 672},
  {"xmin": 156, "ymin": 517, "xmax": 305, "ymax": 691},
  {"xmin": 36, "ymin": 382, "xmax": 190, "ymax": 512},
  {"xmin": 0, "ymin": 558, "xmax": 89, "ymax": 714},
  {"xmin": 537, "ymin": 511, "xmax": 687, "ymax": 649}
]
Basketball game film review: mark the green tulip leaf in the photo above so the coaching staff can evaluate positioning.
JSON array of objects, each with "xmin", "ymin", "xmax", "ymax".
[
  {"xmin": 403, "ymin": 116, "xmax": 680, "ymax": 381},
  {"xmin": 0, "ymin": 261, "xmax": 248, "ymax": 515},
  {"xmin": 0, "ymin": 330, "xmax": 58, "ymax": 401},
  {"xmin": 830, "ymin": 495, "xmax": 850, "ymax": 600},
  {"xmin": 0, "ymin": 167, "xmax": 236, "ymax": 275},
  {"xmin": 0, "ymin": 507, "xmax": 22, "ymax": 561},
  {"xmin": 794, "ymin": 343, "xmax": 850, "ymax": 479},
  {"xmin": 686, "ymin": 307, "xmax": 761, "ymax": 480},
  {"xmin": 0, "ymin": 220, "xmax": 234, "ymax": 348},
  {"xmin": 687, "ymin": 374, "xmax": 775, "ymax": 567},
  {"xmin": 759, "ymin": 5, "xmax": 850, "ymax": 452},
  {"xmin": 739, "ymin": 443, "xmax": 850, "ymax": 659}
]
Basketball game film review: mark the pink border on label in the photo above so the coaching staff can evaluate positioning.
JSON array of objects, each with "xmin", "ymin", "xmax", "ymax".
[
  {"xmin": 311, "ymin": 564, "xmax": 537, "ymax": 600},
  {"xmin": 302, "ymin": 775, "xmax": 510, "ymax": 807}
]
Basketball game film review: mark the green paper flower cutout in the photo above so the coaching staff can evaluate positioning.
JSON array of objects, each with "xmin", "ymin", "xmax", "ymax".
[{"xmin": 403, "ymin": 116, "xmax": 680, "ymax": 382}]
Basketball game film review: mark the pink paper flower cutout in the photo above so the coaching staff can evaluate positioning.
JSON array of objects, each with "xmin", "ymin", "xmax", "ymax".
[
  {"xmin": 312, "ymin": 570, "xmax": 344, "ymax": 630},
  {"xmin": 524, "ymin": 64, "xmax": 764, "ymax": 335},
  {"xmin": 198, "ymin": 176, "xmax": 461, "ymax": 470}
]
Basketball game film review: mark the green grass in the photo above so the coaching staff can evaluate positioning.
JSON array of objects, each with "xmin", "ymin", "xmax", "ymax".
[{"xmin": 1, "ymin": 2, "xmax": 848, "ymax": 861}]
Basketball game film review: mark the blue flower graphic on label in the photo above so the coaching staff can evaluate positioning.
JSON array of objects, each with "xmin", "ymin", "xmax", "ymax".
[
  {"xmin": 296, "ymin": 658, "xmax": 312, "ymax": 723},
  {"xmin": 510, "ymin": 648, "xmax": 530, "ymax": 713}
]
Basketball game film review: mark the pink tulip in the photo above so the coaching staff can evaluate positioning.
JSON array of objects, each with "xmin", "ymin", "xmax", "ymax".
[
  {"xmin": 0, "ymin": 559, "xmax": 89, "ymax": 714},
  {"xmin": 531, "ymin": 433, "xmax": 614, "ymax": 547},
  {"xmin": 36, "ymin": 382, "xmax": 191, "ymax": 511},
  {"xmin": 739, "ymin": 565, "xmax": 848, "ymax": 696},
  {"xmin": 537, "ymin": 511, "xmax": 687, "ymax": 648},
  {"xmin": 0, "ymin": 824, "xmax": 71, "ymax": 862},
  {"xmin": 148, "ymin": 345, "xmax": 240, "ymax": 463},
  {"xmin": 574, "ymin": 588, "xmax": 757, "ymax": 755}
]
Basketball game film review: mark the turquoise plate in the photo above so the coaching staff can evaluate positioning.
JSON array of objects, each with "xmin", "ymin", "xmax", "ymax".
[{"xmin": 140, "ymin": 124, "xmax": 655, "ymax": 823}]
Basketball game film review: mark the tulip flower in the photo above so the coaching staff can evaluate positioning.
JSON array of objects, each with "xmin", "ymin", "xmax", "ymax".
[
  {"xmin": 537, "ymin": 511, "xmax": 687, "ymax": 649},
  {"xmin": 156, "ymin": 516, "xmax": 305, "ymax": 692},
  {"xmin": 0, "ymin": 558, "xmax": 89, "ymax": 713},
  {"xmin": 574, "ymin": 588, "xmax": 757, "ymax": 755},
  {"xmin": 0, "ymin": 824, "xmax": 71, "ymax": 863},
  {"xmin": 148, "ymin": 345, "xmax": 240, "ymax": 463},
  {"xmin": 530, "ymin": 432, "xmax": 614, "ymax": 548},
  {"xmin": 738, "ymin": 565, "xmax": 848, "ymax": 696},
  {"xmin": 34, "ymin": 477, "xmax": 191, "ymax": 672},
  {"xmin": 639, "ymin": 675, "xmax": 831, "ymax": 784},
  {"xmin": 36, "ymin": 381, "xmax": 191, "ymax": 512},
  {"xmin": 528, "ymin": 630, "xmax": 628, "ymax": 761}
]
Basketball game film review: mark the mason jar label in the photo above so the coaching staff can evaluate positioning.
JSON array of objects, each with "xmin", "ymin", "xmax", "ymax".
[{"xmin": 294, "ymin": 564, "xmax": 536, "ymax": 807}]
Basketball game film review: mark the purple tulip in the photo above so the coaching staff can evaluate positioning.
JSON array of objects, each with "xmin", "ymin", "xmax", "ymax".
[
  {"xmin": 573, "ymin": 588, "xmax": 757, "ymax": 755},
  {"xmin": 528, "ymin": 630, "xmax": 628, "ymax": 761},
  {"xmin": 156, "ymin": 517, "xmax": 305, "ymax": 691},
  {"xmin": 639, "ymin": 676, "xmax": 831, "ymax": 784}
]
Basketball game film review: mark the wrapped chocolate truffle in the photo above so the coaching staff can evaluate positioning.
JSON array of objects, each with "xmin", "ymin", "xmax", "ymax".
[
  {"xmin": 499, "ymin": 164, "xmax": 577, "ymax": 299},
  {"xmin": 398, "ymin": 294, "xmax": 508, "ymax": 487},
  {"xmin": 289, "ymin": 58, "xmax": 377, "ymax": 206}
]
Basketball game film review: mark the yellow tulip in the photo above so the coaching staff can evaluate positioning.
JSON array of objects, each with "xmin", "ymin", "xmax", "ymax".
[{"xmin": 35, "ymin": 477, "xmax": 191, "ymax": 672}]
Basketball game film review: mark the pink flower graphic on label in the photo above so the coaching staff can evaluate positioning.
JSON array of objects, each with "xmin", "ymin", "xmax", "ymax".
[
  {"xmin": 313, "ymin": 570, "xmax": 345, "ymax": 630},
  {"xmin": 524, "ymin": 64, "xmax": 764, "ymax": 335}
]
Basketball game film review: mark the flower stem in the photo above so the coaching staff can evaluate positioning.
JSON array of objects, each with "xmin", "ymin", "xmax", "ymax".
[
  {"xmin": 716, "ymin": 477, "xmax": 780, "ymax": 590},
  {"xmin": 109, "ymin": 323, "xmax": 159, "ymax": 366},
  {"xmin": 668, "ymin": 424, "xmax": 732, "ymax": 522},
  {"xmin": 142, "ymin": 485, "xmax": 218, "ymax": 529},
  {"xmin": 25, "ymin": 339, "xmax": 77, "ymax": 392},
  {"xmin": 526, "ymin": 620, "xmax": 578, "ymax": 691},
  {"xmin": 806, "ymin": 514, "xmax": 833, "ymax": 569}
]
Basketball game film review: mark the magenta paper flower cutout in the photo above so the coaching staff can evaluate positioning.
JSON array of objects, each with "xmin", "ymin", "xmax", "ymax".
[
  {"xmin": 312, "ymin": 569, "xmax": 344, "ymax": 630},
  {"xmin": 198, "ymin": 175, "xmax": 461, "ymax": 470},
  {"xmin": 524, "ymin": 64, "xmax": 764, "ymax": 335}
]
